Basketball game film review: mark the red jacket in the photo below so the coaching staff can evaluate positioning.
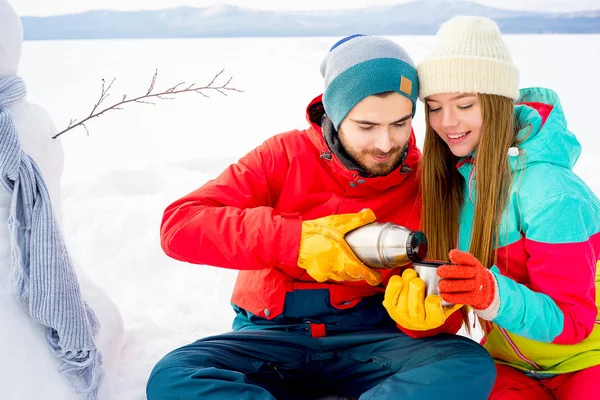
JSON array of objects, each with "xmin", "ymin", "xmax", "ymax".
[{"xmin": 161, "ymin": 95, "xmax": 461, "ymax": 335}]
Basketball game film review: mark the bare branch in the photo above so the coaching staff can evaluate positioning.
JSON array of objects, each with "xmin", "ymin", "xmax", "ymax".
[
  {"xmin": 146, "ymin": 69, "xmax": 158, "ymax": 95},
  {"xmin": 206, "ymin": 69, "xmax": 224, "ymax": 88},
  {"xmin": 53, "ymin": 69, "xmax": 242, "ymax": 139},
  {"xmin": 135, "ymin": 100, "xmax": 156, "ymax": 105},
  {"xmin": 89, "ymin": 78, "xmax": 115, "ymax": 117},
  {"xmin": 166, "ymin": 82, "xmax": 185, "ymax": 93}
]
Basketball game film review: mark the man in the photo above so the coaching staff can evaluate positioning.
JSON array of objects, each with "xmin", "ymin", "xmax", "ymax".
[{"xmin": 148, "ymin": 34, "xmax": 495, "ymax": 400}]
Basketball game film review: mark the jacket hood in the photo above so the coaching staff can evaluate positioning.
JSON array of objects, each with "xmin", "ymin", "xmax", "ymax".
[
  {"xmin": 302, "ymin": 94, "xmax": 421, "ymax": 191},
  {"xmin": 511, "ymin": 87, "xmax": 581, "ymax": 171}
]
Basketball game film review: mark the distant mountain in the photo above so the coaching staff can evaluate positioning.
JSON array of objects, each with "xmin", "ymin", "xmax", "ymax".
[{"xmin": 21, "ymin": 0, "xmax": 600, "ymax": 40}]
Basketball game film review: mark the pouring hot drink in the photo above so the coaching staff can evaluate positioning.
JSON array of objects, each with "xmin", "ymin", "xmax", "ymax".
[{"xmin": 344, "ymin": 222, "xmax": 450, "ymax": 302}]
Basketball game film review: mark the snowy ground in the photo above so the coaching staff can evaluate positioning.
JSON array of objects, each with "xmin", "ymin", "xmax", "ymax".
[{"xmin": 13, "ymin": 34, "xmax": 600, "ymax": 399}]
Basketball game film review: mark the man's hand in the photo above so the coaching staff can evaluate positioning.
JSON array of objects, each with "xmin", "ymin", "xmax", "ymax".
[
  {"xmin": 298, "ymin": 209, "xmax": 381, "ymax": 286},
  {"xmin": 383, "ymin": 269, "xmax": 463, "ymax": 330}
]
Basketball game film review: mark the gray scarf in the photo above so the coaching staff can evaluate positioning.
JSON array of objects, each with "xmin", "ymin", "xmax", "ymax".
[{"xmin": 0, "ymin": 76, "xmax": 103, "ymax": 399}]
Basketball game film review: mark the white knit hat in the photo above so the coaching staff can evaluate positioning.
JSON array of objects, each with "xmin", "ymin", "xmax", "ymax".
[{"xmin": 417, "ymin": 16, "xmax": 519, "ymax": 101}]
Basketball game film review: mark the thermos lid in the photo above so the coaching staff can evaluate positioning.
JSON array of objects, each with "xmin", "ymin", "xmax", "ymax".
[{"xmin": 406, "ymin": 230, "xmax": 428, "ymax": 262}]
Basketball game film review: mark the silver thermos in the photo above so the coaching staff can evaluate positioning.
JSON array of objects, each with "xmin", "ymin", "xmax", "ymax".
[
  {"xmin": 345, "ymin": 222, "xmax": 451, "ymax": 304},
  {"xmin": 344, "ymin": 222, "xmax": 428, "ymax": 269}
]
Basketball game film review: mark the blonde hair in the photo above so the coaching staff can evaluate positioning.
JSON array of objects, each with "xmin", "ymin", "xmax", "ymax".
[{"xmin": 420, "ymin": 93, "xmax": 516, "ymax": 326}]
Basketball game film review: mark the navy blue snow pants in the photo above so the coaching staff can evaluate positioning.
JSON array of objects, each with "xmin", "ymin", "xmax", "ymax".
[{"xmin": 147, "ymin": 328, "xmax": 495, "ymax": 400}]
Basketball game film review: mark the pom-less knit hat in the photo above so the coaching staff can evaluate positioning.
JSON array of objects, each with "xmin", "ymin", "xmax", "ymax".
[
  {"xmin": 320, "ymin": 34, "xmax": 419, "ymax": 130},
  {"xmin": 418, "ymin": 16, "xmax": 519, "ymax": 101}
]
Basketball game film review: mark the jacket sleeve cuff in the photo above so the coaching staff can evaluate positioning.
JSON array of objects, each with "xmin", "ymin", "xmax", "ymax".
[
  {"xmin": 396, "ymin": 309, "xmax": 463, "ymax": 338},
  {"xmin": 474, "ymin": 266, "xmax": 501, "ymax": 321},
  {"xmin": 276, "ymin": 213, "xmax": 303, "ymax": 268}
]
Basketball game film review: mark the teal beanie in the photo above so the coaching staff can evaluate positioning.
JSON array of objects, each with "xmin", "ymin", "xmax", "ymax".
[{"xmin": 320, "ymin": 34, "xmax": 419, "ymax": 130}]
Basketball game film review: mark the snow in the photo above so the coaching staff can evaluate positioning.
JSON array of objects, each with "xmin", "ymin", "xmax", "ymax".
[
  {"xmin": 1, "ymin": 0, "xmax": 600, "ymax": 398},
  {"xmin": 0, "ymin": 0, "xmax": 22, "ymax": 76}
]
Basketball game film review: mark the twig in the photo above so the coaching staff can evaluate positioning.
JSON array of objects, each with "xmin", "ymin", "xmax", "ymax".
[{"xmin": 53, "ymin": 69, "xmax": 242, "ymax": 139}]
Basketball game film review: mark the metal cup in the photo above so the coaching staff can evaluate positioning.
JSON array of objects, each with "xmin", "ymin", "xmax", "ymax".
[{"xmin": 412, "ymin": 260, "xmax": 453, "ymax": 306}]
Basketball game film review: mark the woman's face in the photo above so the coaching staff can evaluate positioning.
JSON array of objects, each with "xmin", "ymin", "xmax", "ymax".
[{"xmin": 425, "ymin": 93, "xmax": 483, "ymax": 157}]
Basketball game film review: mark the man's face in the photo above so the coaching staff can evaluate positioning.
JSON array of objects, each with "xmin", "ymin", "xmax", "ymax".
[{"xmin": 338, "ymin": 92, "xmax": 413, "ymax": 176}]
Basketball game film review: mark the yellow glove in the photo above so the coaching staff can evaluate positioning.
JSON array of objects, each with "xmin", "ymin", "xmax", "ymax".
[
  {"xmin": 298, "ymin": 209, "xmax": 381, "ymax": 286},
  {"xmin": 383, "ymin": 269, "xmax": 463, "ymax": 331}
]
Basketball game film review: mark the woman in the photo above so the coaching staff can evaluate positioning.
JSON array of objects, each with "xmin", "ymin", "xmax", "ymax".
[{"xmin": 418, "ymin": 16, "xmax": 600, "ymax": 399}]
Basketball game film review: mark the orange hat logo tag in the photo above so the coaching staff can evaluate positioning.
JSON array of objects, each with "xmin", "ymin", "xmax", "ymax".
[{"xmin": 399, "ymin": 76, "xmax": 412, "ymax": 96}]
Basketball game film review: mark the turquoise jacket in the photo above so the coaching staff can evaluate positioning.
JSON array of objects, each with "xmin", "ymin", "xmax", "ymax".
[{"xmin": 457, "ymin": 87, "xmax": 600, "ymax": 374}]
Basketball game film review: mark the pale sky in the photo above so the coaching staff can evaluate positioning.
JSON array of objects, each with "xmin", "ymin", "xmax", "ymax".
[{"xmin": 9, "ymin": 0, "xmax": 599, "ymax": 17}]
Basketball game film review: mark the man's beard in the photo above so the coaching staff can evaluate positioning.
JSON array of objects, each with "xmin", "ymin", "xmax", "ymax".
[{"xmin": 339, "ymin": 131, "xmax": 405, "ymax": 176}]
